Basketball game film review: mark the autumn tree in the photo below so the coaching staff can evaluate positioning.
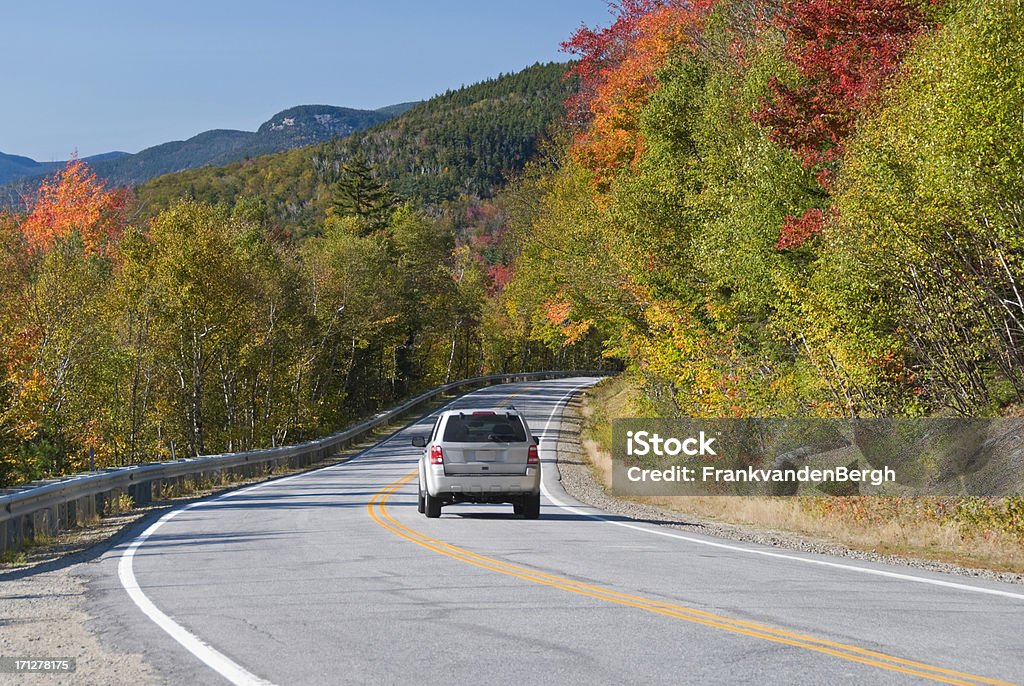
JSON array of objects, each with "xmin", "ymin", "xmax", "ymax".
[
  {"xmin": 815, "ymin": 0, "xmax": 1024, "ymax": 414},
  {"xmin": 752, "ymin": 0, "xmax": 938, "ymax": 248},
  {"xmin": 128, "ymin": 201, "xmax": 305, "ymax": 456},
  {"xmin": 0, "ymin": 161, "xmax": 136, "ymax": 481},
  {"xmin": 0, "ymin": 214, "xmax": 34, "ymax": 483},
  {"xmin": 21, "ymin": 159, "xmax": 129, "ymax": 257},
  {"xmin": 754, "ymin": 0, "xmax": 934, "ymax": 175},
  {"xmin": 300, "ymin": 215, "xmax": 406, "ymax": 420},
  {"xmin": 562, "ymin": 0, "xmax": 713, "ymax": 190}
]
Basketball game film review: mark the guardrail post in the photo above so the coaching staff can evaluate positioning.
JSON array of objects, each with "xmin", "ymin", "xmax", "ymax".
[
  {"xmin": 73, "ymin": 494, "xmax": 93, "ymax": 525},
  {"xmin": 30, "ymin": 506, "xmax": 58, "ymax": 540},
  {"xmin": 3, "ymin": 516, "xmax": 24, "ymax": 552},
  {"xmin": 22, "ymin": 513, "xmax": 34, "ymax": 544},
  {"xmin": 59, "ymin": 500, "xmax": 72, "ymax": 529},
  {"xmin": 129, "ymin": 480, "xmax": 152, "ymax": 505}
]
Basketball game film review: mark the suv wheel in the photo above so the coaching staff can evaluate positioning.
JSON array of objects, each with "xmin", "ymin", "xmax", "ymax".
[
  {"xmin": 424, "ymin": 492, "xmax": 442, "ymax": 518},
  {"xmin": 522, "ymin": 493, "xmax": 541, "ymax": 520}
]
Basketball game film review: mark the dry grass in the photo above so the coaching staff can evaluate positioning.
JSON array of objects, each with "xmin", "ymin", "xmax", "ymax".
[
  {"xmin": 104, "ymin": 492, "xmax": 135, "ymax": 516},
  {"xmin": 1, "ymin": 549, "xmax": 27, "ymax": 564},
  {"xmin": 578, "ymin": 376, "xmax": 1024, "ymax": 574}
]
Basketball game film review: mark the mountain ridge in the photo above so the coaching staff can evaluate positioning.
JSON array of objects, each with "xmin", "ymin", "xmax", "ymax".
[
  {"xmin": 0, "ymin": 150, "xmax": 129, "ymax": 186},
  {"xmin": 1, "ymin": 102, "xmax": 421, "ymax": 197}
]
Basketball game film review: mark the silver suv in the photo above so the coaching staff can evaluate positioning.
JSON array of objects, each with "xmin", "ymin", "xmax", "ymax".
[{"xmin": 412, "ymin": 408, "xmax": 541, "ymax": 518}]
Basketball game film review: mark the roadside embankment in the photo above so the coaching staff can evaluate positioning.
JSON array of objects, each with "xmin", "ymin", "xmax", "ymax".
[{"xmin": 556, "ymin": 375, "xmax": 1024, "ymax": 580}]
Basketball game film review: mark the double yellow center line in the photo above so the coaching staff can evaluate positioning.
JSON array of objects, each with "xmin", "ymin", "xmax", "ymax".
[{"xmin": 368, "ymin": 471, "xmax": 1013, "ymax": 686}]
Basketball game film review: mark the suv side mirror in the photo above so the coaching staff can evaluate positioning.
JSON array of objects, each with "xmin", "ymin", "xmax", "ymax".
[{"xmin": 411, "ymin": 436, "xmax": 427, "ymax": 448}]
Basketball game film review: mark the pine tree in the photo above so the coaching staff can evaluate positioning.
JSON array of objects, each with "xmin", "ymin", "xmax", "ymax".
[{"xmin": 329, "ymin": 156, "xmax": 396, "ymax": 233}]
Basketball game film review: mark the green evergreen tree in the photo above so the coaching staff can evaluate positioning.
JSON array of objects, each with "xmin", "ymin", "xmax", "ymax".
[{"xmin": 329, "ymin": 156, "xmax": 396, "ymax": 233}]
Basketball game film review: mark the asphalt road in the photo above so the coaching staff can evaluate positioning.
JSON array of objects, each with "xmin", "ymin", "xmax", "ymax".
[{"xmin": 84, "ymin": 377, "xmax": 1024, "ymax": 685}]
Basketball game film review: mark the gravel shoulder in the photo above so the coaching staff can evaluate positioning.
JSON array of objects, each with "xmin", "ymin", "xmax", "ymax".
[
  {"xmin": 0, "ymin": 512, "xmax": 162, "ymax": 686},
  {"xmin": 554, "ymin": 395, "xmax": 1024, "ymax": 587}
]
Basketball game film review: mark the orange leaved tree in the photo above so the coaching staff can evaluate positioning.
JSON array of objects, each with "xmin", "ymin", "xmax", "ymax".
[{"xmin": 21, "ymin": 159, "xmax": 129, "ymax": 257}]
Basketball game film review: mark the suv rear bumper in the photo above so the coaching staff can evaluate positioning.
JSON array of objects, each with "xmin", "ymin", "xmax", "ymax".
[{"xmin": 425, "ymin": 466, "xmax": 540, "ymax": 499}]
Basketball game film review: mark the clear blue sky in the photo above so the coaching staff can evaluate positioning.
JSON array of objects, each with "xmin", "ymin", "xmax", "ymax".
[{"xmin": 2, "ymin": 0, "xmax": 611, "ymax": 161}]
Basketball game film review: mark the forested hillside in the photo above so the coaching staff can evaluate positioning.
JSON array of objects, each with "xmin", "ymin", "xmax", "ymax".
[
  {"xmin": 0, "ymin": 158, "xmax": 598, "ymax": 486},
  {"xmin": 0, "ymin": 63, "xmax": 600, "ymax": 486},
  {"xmin": 137, "ymin": 62, "xmax": 575, "ymax": 233},
  {"xmin": 500, "ymin": 0, "xmax": 1023, "ymax": 419}
]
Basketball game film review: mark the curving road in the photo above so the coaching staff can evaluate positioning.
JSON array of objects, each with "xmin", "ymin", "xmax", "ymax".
[{"xmin": 84, "ymin": 377, "xmax": 1024, "ymax": 685}]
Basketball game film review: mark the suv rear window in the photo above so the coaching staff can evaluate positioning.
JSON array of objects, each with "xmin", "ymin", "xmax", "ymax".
[{"xmin": 443, "ymin": 413, "xmax": 528, "ymax": 443}]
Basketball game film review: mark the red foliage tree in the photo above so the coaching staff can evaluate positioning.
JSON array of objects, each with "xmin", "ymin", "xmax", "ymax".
[
  {"xmin": 21, "ymin": 160, "xmax": 129, "ymax": 257},
  {"xmin": 753, "ymin": 0, "xmax": 932, "ymax": 182},
  {"xmin": 562, "ymin": 1, "xmax": 676, "ymax": 126},
  {"xmin": 776, "ymin": 207, "xmax": 826, "ymax": 249},
  {"xmin": 562, "ymin": 1, "xmax": 714, "ymax": 189},
  {"xmin": 487, "ymin": 264, "xmax": 512, "ymax": 294}
]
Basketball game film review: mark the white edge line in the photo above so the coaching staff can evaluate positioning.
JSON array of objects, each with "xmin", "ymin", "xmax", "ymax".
[
  {"xmin": 115, "ymin": 378, "xmax": 536, "ymax": 686},
  {"xmin": 117, "ymin": 502, "xmax": 273, "ymax": 686},
  {"xmin": 538, "ymin": 384, "xmax": 1024, "ymax": 603}
]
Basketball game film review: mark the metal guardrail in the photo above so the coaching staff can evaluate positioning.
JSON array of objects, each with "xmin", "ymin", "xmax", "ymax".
[{"xmin": 0, "ymin": 370, "xmax": 605, "ymax": 553}]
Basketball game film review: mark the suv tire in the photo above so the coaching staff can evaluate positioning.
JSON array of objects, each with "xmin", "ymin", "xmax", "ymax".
[
  {"xmin": 425, "ymin": 492, "xmax": 442, "ymax": 518},
  {"xmin": 522, "ymin": 493, "xmax": 541, "ymax": 520}
]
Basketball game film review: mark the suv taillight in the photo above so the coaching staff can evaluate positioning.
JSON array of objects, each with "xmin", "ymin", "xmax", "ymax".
[
  {"xmin": 527, "ymin": 444, "xmax": 539, "ymax": 465},
  {"xmin": 430, "ymin": 445, "xmax": 444, "ymax": 464}
]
